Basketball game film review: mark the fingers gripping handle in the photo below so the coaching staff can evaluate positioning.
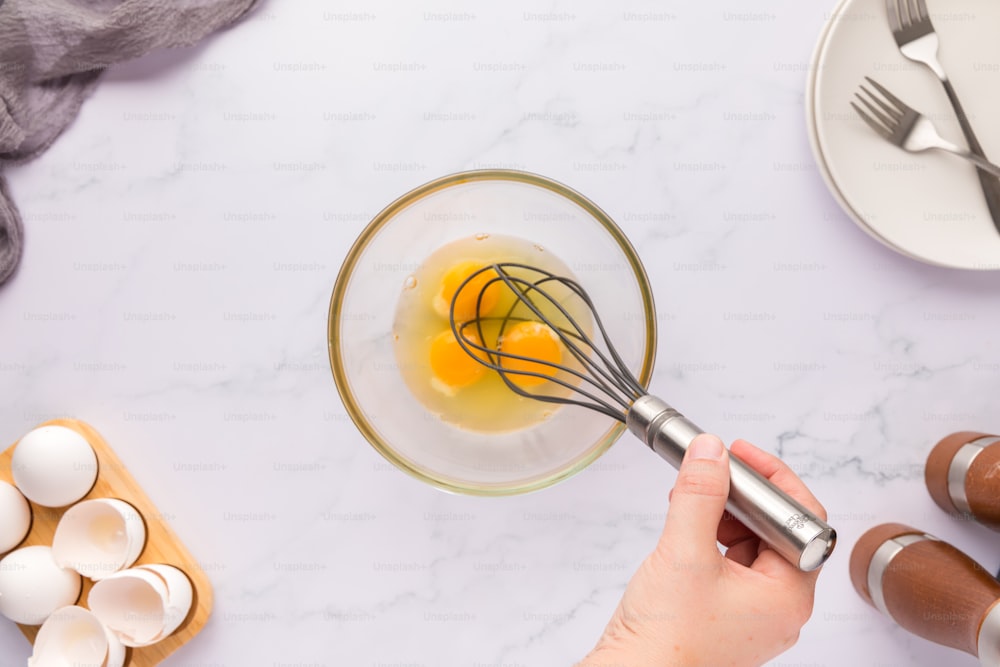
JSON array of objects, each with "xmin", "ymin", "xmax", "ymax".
[
  {"xmin": 726, "ymin": 455, "xmax": 836, "ymax": 571},
  {"xmin": 626, "ymin": 395, "xmax": 837, "ymax": 572}
]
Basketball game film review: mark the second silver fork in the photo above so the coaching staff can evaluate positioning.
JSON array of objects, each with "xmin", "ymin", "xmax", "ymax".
[{"xmin": 853, "ymin": 77, "xmax": 1000, "ymax": 178}]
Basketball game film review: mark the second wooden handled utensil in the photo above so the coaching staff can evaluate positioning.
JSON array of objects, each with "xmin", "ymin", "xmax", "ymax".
[
  {"xmin": 851, "ymin": 523, "xmax": 1000, "ymax": 666},
  {"xmin": 926, "ymin": 432, "xmax": 1000, "ymax": 530}
]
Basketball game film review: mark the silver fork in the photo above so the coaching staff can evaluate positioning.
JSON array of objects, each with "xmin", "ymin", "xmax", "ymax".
[
  {"xmin": 852, "ymin": 77, "xmax": 1000, "ymax": 178},
  {"xmin": 886, "ymin": 0, "xmax": 1000, "ymax": 226}
]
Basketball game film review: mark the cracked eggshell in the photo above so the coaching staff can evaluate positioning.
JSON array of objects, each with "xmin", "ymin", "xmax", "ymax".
[
  {"xmin": 89, "ymin": 564, "xmax": 194, "ymax": 647},
  {"xmin": 12, "ymin": 425, "xmax": 98, "ymax": 507},
  {"xmin": 52, "ymin": 498, "xmax": 146, "ymax": 581},
  {"xmin": 0, "ymin": 481, "xmax": 31, "ymax": 554},
  {"xmin": 29, "ymin": 605, "xmax": 125, "ymax": 667},
  {"xmin": 0, "ymin": 546, "xmax": 82, "ymax": 625}
]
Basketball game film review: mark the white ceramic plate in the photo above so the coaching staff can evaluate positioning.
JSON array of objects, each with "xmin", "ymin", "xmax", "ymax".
[{"xmin": 807, "ymin": 0, "xmax": 1000, "ymax": 269}]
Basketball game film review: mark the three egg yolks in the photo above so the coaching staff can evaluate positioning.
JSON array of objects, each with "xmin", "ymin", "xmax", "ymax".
[{"xmin": 427, "ymin": 262, "xmax": 562, "ymax": 393}]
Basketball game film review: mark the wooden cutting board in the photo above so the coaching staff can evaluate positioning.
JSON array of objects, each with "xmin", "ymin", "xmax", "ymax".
[{"xmin": 0, "ymin": 419, "xmax": 212, "ymax": 666}]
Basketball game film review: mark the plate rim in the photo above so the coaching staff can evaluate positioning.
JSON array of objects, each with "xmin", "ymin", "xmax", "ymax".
[{"xmin": 804, "ymin": 0, "xmax": 997, "ymax": 270}]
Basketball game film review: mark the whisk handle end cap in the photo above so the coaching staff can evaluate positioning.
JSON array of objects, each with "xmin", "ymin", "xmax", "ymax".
[{"xmin": 798, "ymin": 525, "xmax": 836, "ymax": 572}]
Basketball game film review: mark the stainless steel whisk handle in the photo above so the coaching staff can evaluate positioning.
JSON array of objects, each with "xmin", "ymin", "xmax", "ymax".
[{"xmin": 626, "ymin": 396, "xmax": 836, "ymax": 572}]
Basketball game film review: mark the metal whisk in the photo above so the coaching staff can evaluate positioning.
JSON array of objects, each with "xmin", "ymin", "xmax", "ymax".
[{"xmin": 451, "ymin": 263, "xmax": 836, "ymax": 572}]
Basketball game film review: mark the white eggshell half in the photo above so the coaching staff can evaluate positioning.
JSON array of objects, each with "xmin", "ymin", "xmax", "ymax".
[
  {"xmin": 137, "ymin": 564, "xmax": 194, "ymax": 639},
  {"xmin": 0, "ymin": 480, "xmax": 31, "ymax": 553},
  {"xmin": 0, "ymin": 546, "xmax": 82, "ymax": 625},
  {"xmin": 12, "ymin": 425, "xmax": 98, "ymax": 507},
  {"xmin": 89, "ymin": 564, "xmax": 193, "ymax": 647},
  {"xmin": 29, "ymin": 605, "xmax": 125, "ymax": 667},
  {"xmin": 52, "ymin": 498, "xmax": 146, "ymax": 580}
]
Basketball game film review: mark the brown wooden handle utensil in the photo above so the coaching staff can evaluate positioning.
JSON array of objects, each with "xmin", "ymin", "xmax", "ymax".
[
  {"xmin": 851, "ymin": 523, "xmax": 1000, "ymax": 665},
  {"xmin": 926, "ymin": 432, "xmax": 1000, "ymax": 530}
]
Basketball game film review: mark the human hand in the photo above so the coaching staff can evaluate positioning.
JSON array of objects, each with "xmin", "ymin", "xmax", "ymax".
[{"xmin": 578, "ymin": 434, "xmax": 827, "ymax": 667}]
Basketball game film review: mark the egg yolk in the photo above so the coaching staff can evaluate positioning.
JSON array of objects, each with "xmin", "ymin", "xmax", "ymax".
[
  {"xmin": 498, "ymin": 321, "xmax": 562, "ymax": 387},
  {"xmin": 429, "ymin": 329, "xmax": 488, "ymax": 395},
  {"xmin": 432, "ymin": 260, "xmax": 502, "ymax": 322}
]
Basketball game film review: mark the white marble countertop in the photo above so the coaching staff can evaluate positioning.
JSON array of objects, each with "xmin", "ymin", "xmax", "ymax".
[{"xmin": 2, "ymin": 1, "xmax": 1000, "ymax": 665}]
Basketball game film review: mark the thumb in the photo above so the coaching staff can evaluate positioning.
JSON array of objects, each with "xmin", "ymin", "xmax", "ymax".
[{"xmin": 661, "ymin": 434, "xmax": 731, "ymax": 561}]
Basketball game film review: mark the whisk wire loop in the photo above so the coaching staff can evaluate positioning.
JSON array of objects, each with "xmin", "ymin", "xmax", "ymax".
[{"xmin": 487, "ymin": 272, "xmax": 634, "ymax": 401}]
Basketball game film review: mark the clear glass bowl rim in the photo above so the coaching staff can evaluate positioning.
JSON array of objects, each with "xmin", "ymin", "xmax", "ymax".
[{"xmin": 327, "ymin": 168, "xmax": 658, "ymax": 495}]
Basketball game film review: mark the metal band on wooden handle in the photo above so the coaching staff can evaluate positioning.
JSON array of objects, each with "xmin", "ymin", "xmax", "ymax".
[{"xmin": 927, "ymin": 432, "xmax": 1000, "ymax": 530}]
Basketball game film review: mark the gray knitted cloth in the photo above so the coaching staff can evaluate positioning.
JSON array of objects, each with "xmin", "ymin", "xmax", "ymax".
[{"xmin": 0, "ymin": 0, "xmax": 258, "ymax": 286}]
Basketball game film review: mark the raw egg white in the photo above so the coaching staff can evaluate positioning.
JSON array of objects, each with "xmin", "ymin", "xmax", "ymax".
[{"xmin": 12, "ymin": 425, "xmax": 98, "ymax": 508}]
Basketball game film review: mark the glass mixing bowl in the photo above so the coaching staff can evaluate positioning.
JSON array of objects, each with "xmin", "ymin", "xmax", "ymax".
[{"xmin": 328, "ymin": 170, "xmax": 656, "ymax": 495}]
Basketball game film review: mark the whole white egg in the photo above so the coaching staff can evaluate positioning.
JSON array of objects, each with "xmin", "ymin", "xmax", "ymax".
[
  {"xmin": 12, "ymin": 425, "xmax": 98, "ymax": 507},
  {"xmin": 0, "ymin": 546, "xmax": 82, "ymax": 625},
  {"xmin": 0, "ymin": 481, "xmax": 31, "ymax": 553}
]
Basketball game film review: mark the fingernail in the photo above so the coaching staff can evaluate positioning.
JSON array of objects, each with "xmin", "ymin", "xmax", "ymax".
[{"xmin": 689, "ymin": 434, "xmax": 725, "ymax": 460}]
